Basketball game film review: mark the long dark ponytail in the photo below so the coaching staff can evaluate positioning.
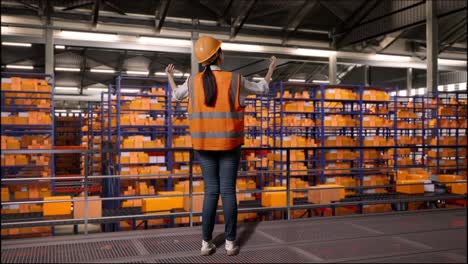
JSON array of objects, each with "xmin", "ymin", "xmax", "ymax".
[{"xmin": 202, "ymin": 51, "xmax": 220, "ymax": 107}]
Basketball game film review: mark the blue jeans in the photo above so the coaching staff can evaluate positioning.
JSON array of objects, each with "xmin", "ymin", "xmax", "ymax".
[{"xmin": 196, "ymin": 146, "xmax": 241, "ymax": 242}]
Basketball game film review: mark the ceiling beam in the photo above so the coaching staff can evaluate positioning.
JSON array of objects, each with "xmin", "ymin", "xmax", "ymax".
[
  {"xmin": 199, "ymin": 0, "xmax": 229, "ymax": 26},
  {"xmin": 39, "ymin": 0, "xmax": 54, "ymax": 25},
  {"xmin": 154, "ymin": 0, "xmax": 171, "ymax": 33},
  {"xmin": 230, "ymin": 0, "xmax": 257, "ymax": 39},
  {"xmin": 245, "ymin": 61, "xmax": 290, "ymax": 78},
  {"xmin": 62, "ymin": 2, "xmax": 93, "ymax": 12},
  {"xmin": 305, "ymin": 64, "xmax": 327, "ymax": 82},
  {"xmin": 332, "ymin": 0, "xmax": 380, "ymax": 48},
  {"xmin": 116, "ymin": 50, "xmax": 127, "ymax": 75},
  {"xmin": 103, "ymin": 0, "xmax": 126, "ymax": 16},
  {"xmin": 3, "ymin": 50, "xmax": 70, "ymax": 65},
  {"xmin": 318, "ymin": 0, "xmax": 346, "ymax": 22},
  {"xmin": 282, "ymin": 0, "xmax": 320, "ymax": 44},
  {"xmin": 284, "ymin": 61, "xmax": 308, "ymax": 80},
  {"xmin": 439, "ymin": 29, "xmax": 467, "ymax": 55},
  {"xmin": 228, "ymin": 59, "xmax": 265, "ymax": 72},
  {"xmin": 439, "ymin": 17, "xmax": 466, "ymax": 46},
  {"xmin": 79, "ymin": 48, "xmax": 88, "ymax": 95},
  {"xmin": 221, "ymin": 0, "xmax": 234, "ymax": 23},
  {"xmin": 376, "ymin": 30, "xmax": 404, "ymax": 52},
  {"xmin": 92, "ymin": 0, "xmax": 101, "ymax": 27},
  {"xmin": 18, "ymin": 1, "xmax": 39, "ymax": 11}
]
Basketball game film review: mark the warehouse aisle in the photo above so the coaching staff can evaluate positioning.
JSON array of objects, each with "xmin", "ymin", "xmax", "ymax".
[{"xmin": 1, "ymin": 208, "xmax": 466, "ymax": 263}]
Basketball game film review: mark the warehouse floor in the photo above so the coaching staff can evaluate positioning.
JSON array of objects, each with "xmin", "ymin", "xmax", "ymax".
[{"xmin": 1, "ymin": 208, "xmax": 466, "ymax": 263}]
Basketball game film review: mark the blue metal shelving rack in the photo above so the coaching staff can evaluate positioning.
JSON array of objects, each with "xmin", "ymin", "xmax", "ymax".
[
  {"xmin": 105, "ymin": 75, "xmax": 170, "ymax": 231},
  {"xmin": 272, "ymin": 82, "xmax": 396, "ymax": 215},
  {"xmin": 393, "ymin": 95, "xmax": 427, "ymax": 171},
  {"xmin": 431, "ymin": 90, "xmax": 467, "ymax": 176},
  {"xmin": 273, "ymin": 81, "xmax": 320, "ymax": 188},
  {"xmin": 1, "ymin": 72, "xmax": 55, "ymax": 190},
  {"xmin": 242, "ymin": 91, "xmax": 275, "ymax": 190},
  {"xmin": 1, "ymin": 71, "xmax": 56, "ymax": 236}
]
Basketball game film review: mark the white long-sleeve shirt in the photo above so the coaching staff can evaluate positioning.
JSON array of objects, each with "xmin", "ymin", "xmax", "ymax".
[{"xmin": 171, "ymin": 65, "xmax": 269, "ymax": 106}]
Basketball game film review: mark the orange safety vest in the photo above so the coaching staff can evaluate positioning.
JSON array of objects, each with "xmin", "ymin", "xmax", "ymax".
[{"xmin": 188, "ymin": 71, "xmax": 244, "ymax": 151}]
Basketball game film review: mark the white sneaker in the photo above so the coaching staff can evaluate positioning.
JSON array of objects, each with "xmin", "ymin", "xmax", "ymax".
[
  {"xmin": 200, "ymin": 240, "xmax": 216, "ymax": 256},
  {"xmin": 225, "ymin": 240, "xmax": 239, "ymax": 256}
]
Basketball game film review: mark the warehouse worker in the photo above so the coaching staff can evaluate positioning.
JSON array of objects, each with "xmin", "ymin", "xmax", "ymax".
[{"xmin": 166, "ymin": 35, "xmax": 277, "ymax": 256}]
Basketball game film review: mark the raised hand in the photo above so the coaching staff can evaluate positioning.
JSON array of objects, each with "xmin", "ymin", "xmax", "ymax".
[
  {"xmin": 269, "ymin": 56, "xmax": 277, "ymax": 71},
  {"xmin": 165, "ymin": 64, "xmax": 175, "ymax": 77}
]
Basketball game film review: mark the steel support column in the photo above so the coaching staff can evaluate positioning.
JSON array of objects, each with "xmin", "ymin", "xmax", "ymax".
[
  {"xmin": 328, "ymin": 54, "xmax": 337, "ymax": 85},
  {"xmin": 45, "ymin": 27, "xmax": 54, "ymax": 75},
  {"xmin": 426, "ymin": 0, "xmax": 438, "ymax": 94},
  {"xmin": 190, "ymin": 32, "xmax": 199, "ymax": 78},
  {"xmin": 407, "ymin": 67, "xmax": 413, "ymax": 94},
  {"xmin": 364, "ymin": 65, "xmax": 371, "ymax": 86}
]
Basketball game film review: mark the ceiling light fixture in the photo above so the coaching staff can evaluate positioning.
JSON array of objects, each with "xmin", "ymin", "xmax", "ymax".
[
  {"xmin": 312, "ymin": 80, "xmax": 329, "ymax": 83},
  {"xmin": 126, "ymin": 70, "xmax": 149, "ymax": 75},
  {"xmin": 458, "ymin": 82, "xmax": 467, "ymax": 91},
  {"xmin": 295, "ymin": 48, "xmax": 336, "ymax": 57},
  {"xmin": 55, "ymin": 109, "xmax": 67, "ymax": 113},
  {"xmin": 60, "ymin": 30, "xmax": 118, "ymax": 42},
  {"xmin": 55, "ymin": 45, "xmax": 66, "ymax": 49},
  {"xmin": 438, "ymin": 59, "xmax": 465, "ymax": 66},
  {"xmin": 6, "ymin": 65, "xmax": 33, "ymax": 69},
  {"xmin": 155, "ymin": 72, "xmax": 166, "ymax": 76},
  {"xmin": 55, "ymin": 86, "xmax": 79, "ymax": 91},
  {"xmin": 373, "ymin": 54, "xmax": 411, "ymax": 61},
  {"xmin": 288, "ymin": 78, "xmax": 306, "ymax": 83},
  {"xmin": 55, "ymin": 67, "xmax": 80, "ymax": 72},
  {"xmin": 121, "ymin": 88, "xmax": 141, "ymax": 93},
  {"xmin": 2, "ymin": 42, "xmax": 32, "ymax": 47},
  {"xmin": 221, "ymin": 43, "xmax": 264, "ymax": 52},
  {"xmin": 87, "ymin": 87, "xmax": 108, "ymax": 92},
  {"xmin": 138, "ymin": 36, "xmax": 191, "ymax": 47},
  {"xmin": 90, "ymin": 68, "xmax": 115, "ymax": 74}
]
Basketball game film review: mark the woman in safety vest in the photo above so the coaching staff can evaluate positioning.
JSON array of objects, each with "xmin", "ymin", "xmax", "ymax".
[{"xmin": 166, "ymin": 35, "xmax": 277, "ymax": 256}]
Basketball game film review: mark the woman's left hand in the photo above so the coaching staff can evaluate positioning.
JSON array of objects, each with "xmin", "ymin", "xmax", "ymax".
[{"xmin": 165, "ymin": 64, "xmax": 175, "ymax": 77}]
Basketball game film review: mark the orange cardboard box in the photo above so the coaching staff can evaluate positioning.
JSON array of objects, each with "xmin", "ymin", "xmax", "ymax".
[
  {"xmin": 450, "ymin": 182, "xmax": 467, "ymax": 194},
  {"xmin": 73, "ymin": 195, "xmax": 102, "ymax": 219},
  {"xmin": 438, "ymin": 174, "xmax": 463, "ymax": 182},
  {"xmin": 396, "ymin": 180, "xmax": 424, "ymax": 194},
  {"xmin": 307, "ymin": 184, "xmax": 345, "ymax": 204},
  {"xmin": 1, "ymin": 187, "xmax": 10, "ymax": 201},
  {"xmin": 43, "ymin": 196, "xmax": 72, "ymax": 216}
]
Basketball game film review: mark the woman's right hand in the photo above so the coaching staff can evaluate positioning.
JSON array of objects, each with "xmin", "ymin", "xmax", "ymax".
[
  {"xmin": 165, "ymin": 64, "xmax": 175, "ymax": 77},
  {"xmin": 268, "ymin": 56, "xmax": 277, "ymax": 71}
]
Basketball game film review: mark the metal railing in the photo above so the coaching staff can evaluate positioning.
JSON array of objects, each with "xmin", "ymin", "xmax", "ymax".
[{"xmin": 1, "ymin": 147, "xmax": 467, "ymax": 235}]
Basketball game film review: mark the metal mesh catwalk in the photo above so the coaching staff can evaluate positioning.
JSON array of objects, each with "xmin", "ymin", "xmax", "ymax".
[{"xmin": 2, "ymin": 208, "xmax": 466, "ymax": 263}]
